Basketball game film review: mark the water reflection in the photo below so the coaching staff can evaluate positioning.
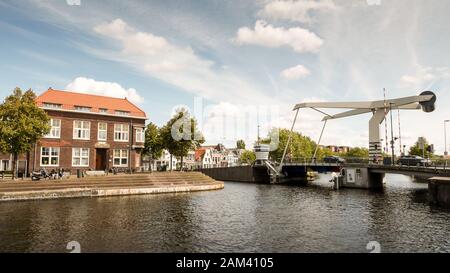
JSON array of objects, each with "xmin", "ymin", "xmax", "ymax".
[{"xmin": 0, "ymin": 174, "xmax": 449, "ymax": 253}]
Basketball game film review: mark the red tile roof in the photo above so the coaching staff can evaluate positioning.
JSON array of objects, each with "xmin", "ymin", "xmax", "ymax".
[
  {"xmin": 195, "ymin": 149, "xmax": 206, "ymax": 161},
  {"xmin": 36, "ymin": 88, "xmax": 146, "ymax": 118}
]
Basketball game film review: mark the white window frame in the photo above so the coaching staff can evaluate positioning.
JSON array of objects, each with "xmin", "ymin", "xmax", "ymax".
[
  {"xmin": 115, "ymin": 110, "xmax": 130, "ymax": 116},
  {"xmin": 72, "ymin": 148, "xmax": 90, "ymax": 167},
  {"xmin": 135, "ymin": 128, "xmax": 145, "ymax": 143},
  {"xmin": 98, "ymin": 122, "xmax": 108, "ymax": 141},
  {"xmin": 113, "ymin": 149, "xmax": 129, "ymax": 167},
  {"xmin": 114, "ymin": 124, "xmax": 129, "ymax": 142},
  {"xmin": 73, "ymin": 120, "xmax": 91, "ymax": 140},
  {"xmin": 45, "ymin": 119, "xmax": 61, "ymax": 139},
  {"xmin": 74, "ymin": 106, "xmax": 92, "ymax": 112},
  {"xmin": 43, "ymin": 103, "xmax": 62, "ymax": 109},
  {"xmin": 40, "ymin": 147, "xmax": 60, "ymax": 167},
  {"xmin": 0, "ymin": 160, "xmax": 11, "ymax": 171}
]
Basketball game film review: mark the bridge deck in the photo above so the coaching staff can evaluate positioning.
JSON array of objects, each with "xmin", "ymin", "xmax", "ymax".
[{"xmin": 278, "ymin": 162, "xmax": 450, "ymax": 177}]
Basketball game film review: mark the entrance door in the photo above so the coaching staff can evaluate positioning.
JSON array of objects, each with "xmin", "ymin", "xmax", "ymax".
[{"xmin": 96, "ymin": 149, "xmax": 107, "ymax": 171}]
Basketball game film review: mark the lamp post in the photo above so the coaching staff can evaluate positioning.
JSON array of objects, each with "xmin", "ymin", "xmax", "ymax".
[{"xmin": 445, "ymin": 120, "xmax": 449, "ymax": 157}]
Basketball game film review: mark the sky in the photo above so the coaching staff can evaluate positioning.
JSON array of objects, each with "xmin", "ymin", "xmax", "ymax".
[{"xmin": 0, "ymin": 0, "xmax": 450, "ymax": 153}]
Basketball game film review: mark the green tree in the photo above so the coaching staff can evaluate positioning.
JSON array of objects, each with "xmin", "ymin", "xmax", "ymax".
[
  {"xmin": 342, "ymin": 147, "xmax": 369, "ymax": 158},
  {"xmin": 160, "ymin": 109, "xmax": 205, "ymax": 170},
  {"xmin": 142, "ymin": 122, "xmax": 164, "ymax": 171},
  {"xmin": 0, "ymin": 88, "xmax": 50, "ymax": 179},
  {"xmin": 262, "ymin": 128, "xmax": 316, "ymax": 162},
  {"xmin": 236, "ymin": 139, "xmax": 246, "ymax": 150},
  {"xmin": 409, "ymin": 137, "xmax": 434, "ymax": 158},
  {"xmin": 240, "ymin": 150, "xmax": 256, "ymax": 165},
  {"xmin": 316, "ymin": 147, "xmax": 334, "ymax": 160}
]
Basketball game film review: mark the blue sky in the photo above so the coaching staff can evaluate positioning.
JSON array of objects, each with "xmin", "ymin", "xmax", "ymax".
[{"xmin": 1, "ymin": 0, "xmax": 450, "ymax": 153}]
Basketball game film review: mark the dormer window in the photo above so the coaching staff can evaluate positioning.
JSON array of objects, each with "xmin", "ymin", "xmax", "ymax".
[
  {"xmin": 99, "ymin": 108, "xmax": 108, "ymax": 113},
  {"xmin": 115, "ymin": 110, "xmax": 130, "ymax": 116},
  {"xmin": 43, "ymin": 103, "xmax": 62, "ymax": 109},
  {"xmin": 75, "ymin": 106, "xmax": 91, "ymax": 112}
]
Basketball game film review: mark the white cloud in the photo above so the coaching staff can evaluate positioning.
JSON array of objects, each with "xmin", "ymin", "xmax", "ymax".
[
  {"xmin": 281, "ymin": 65, "xmax": 311, "ymax": 79},
  {"xmin": 66, "ymin": 77, "xmax": 144, "ymax": 104},
  {"xmin": 259, "ymin": 0, "xmax": 337, "ymax": 23},
  {"xmin": 94, "ymin": 19, "xmax": 271, "ymax": 104},
  {"xmin": 233, "ymin": 20, "xmax": 323, "ymax": 53},
  {"xmin": 400, "ymin": 66, "xmax": 450, "ymax": 89}
]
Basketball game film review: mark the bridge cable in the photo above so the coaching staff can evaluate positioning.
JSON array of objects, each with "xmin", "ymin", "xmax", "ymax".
[
  {"xmin": 383, "ymin": 88, "xmax": 389, "ymax": 155},
  {"xmin": 279, "ymin": 109, "xmax": 300, "ymax": 172},
  {"xmin": 310, "ymin": 107, "xmax": 333, "ymax": 118},
  {"xmin": 312, "ymin": 119, "xmax": 328, "ymax": 164},
  {"xmin": 398, "ymin": 108, "xmax": 402, "ymax": 155}
]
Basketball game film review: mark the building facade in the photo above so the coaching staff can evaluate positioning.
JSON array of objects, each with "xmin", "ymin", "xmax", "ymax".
[
  {"xmin": 149, "ymin": 150, "xmax": 178, "ymax": 171},
  {"xmin": 28, "ymin": 89, "xmax": 147, "ymax": 174}
]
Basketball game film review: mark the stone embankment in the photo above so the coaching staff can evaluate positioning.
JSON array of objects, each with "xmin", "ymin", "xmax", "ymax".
[{"xmin": 0, "ymin": 172, "xmax": 224, "ymax": 202}]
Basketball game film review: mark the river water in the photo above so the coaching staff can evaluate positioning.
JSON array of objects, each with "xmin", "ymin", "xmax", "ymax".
[{"xmin": 0, "ymin": 174, "xmax": 449, "ymax": 253}]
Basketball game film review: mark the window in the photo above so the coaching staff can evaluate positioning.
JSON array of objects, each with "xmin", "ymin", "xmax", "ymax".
[
  {"xmin": 72, "ymin": 148, "xmax": 89, "ymax": 167},
  {"xmin": 115, "ymin": 110, "xmax": 130, "ymax": 116},
  {"xmin": 41, "ymin": 147, "xmax": 59, "ymax": 166},
  {"xmin": 0, "ymin": 160, "xmax": 10, "ymax": 171},
  {"xmin": 73, "ymin": 120, "xmax": 90, "ymax": 140},
  {"xmin": 98, "ymin": 122, "xmax": 107, "ymax": 141},
  {"xmin": 113, "ymin": 149, "xmax": 128, "ymax": 167},
  {"xmin": 43, "ymin": 103, "xmax": 62, "ymax": 109},
  {"xmin": 74, "ymin": 106, "xmax": 91, "ymax": 112},
  {"xmin": 99, "ymin": 108, "xmax": 108, "ymax": 113},
  {"xmin": 136, "ymin": 128, "xmax": 144, "ymax": 143},
  {"xmin": 45, "ymin": 119, "xmax": 61, "ymax": 138},
  {"xmin": 114, "ymin": 124, "xmax": 129, "ymax": 142}
]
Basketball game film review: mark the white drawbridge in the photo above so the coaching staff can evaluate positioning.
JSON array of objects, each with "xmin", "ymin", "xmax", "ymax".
[{"xmin": 279, "ymin": 91, "xmax": 437, "ymax": 172}]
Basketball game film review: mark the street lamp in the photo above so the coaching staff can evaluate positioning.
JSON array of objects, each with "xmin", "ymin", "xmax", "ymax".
[{"xmin": 445, "ymin": 120, "xmax": 449, "ymax": 156}]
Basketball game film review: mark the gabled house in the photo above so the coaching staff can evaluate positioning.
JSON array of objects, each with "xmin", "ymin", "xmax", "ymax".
[{"xmin": 195, "ymin": 148, "xmax": 213, "ymax": 169}]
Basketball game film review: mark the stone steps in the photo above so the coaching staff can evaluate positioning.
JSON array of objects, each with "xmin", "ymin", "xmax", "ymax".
[
  {"xmin": 0, "ymin": 172, "xmax": 220, "ymax": 195},
  {"xmin": 0, "ymin": 182, "xmax": 217, "ymax": 193},
  {"xmin": 0, "ymin": 179, "xmax": 215, "ymax": 187}
]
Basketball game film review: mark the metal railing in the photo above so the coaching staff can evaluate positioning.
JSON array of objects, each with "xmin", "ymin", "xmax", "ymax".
[{"xmin": 271, "ymin": 157, "xmax": 450, "ymax": 171}]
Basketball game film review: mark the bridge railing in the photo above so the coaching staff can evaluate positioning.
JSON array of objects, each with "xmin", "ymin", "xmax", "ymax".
[
  {"xmin": 273, "ymin": 157, "xmax": 449, "ymax": 170},
  {"xmin": 274, "ymin": 157, "xmax": 369, "ymax": 166}
]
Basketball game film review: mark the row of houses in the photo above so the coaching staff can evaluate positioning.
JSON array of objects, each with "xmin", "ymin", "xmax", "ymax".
[
  {"xmin": 318, "ymin": 145, "xmax": 351, "ymax": 154},
  {"xmin": 0, "ymin": 88, "xmax": 245, "ymax": 175},
  {"xmin": 143, "ymin": 145, "xmax": 244, "ymax": 171}
]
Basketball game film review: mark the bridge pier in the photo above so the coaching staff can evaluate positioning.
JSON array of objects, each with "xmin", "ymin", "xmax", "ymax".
[
  {"xmin": 428, "ymin": 177, "xmax": 450, "ymax": 208},
  {"xmin": 341, "ymin": 167, "xmax": 384, "ymax": 189}
]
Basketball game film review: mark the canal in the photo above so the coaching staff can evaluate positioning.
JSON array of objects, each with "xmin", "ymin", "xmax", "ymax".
[{"xmin": 0, "ymin": 174, "xmax": 449, "ymax": 253}]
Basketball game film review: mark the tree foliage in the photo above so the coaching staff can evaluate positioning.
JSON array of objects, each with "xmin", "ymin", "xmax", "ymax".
[
  {"xmin": 236, "ymin": 139, "xmax": 246, "ymax": 150},
  {"xmin": 409, "ymin": 137, "xmax": 434, "ymax": 158},
  {"xmin": 262, "ymin": 128, "xmax": 316, "ymax": 162},
  {"xmin": 160, "ymin": 109, "xmax": 205, "ymax": 169},
  {"xmin": 239, "ymin": 150, "xmax": 256, "ymax": 165},
  {"xmin": 341, "ymin": 147, "xmax": 369, "ymax": 158},
  {"xmin": 0, "ymin": 88, "xmax": 50, "ymax": 178},
  {"xmin": 142, "ymin": 122, "xmax": 164, "ymax": 162}
]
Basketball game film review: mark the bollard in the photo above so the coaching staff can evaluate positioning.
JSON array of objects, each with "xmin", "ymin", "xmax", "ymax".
[{"xmin": 77, "ymin": 169, "xmax": 81, "ymax": 178}]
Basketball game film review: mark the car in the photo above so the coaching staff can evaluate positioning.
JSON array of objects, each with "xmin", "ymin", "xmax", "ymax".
[
  {"xmin": 397, "ymin": 155, "xmax": 431, "ymax": 167},
  {"xmin": 323, "ymin": 156, "xmax": 346, "ymax": 164}
]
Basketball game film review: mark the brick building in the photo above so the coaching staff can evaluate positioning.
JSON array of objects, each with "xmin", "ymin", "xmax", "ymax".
[{"xmin": 24, "ymin": 88, "xmax": 147, "ymax": 174}]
